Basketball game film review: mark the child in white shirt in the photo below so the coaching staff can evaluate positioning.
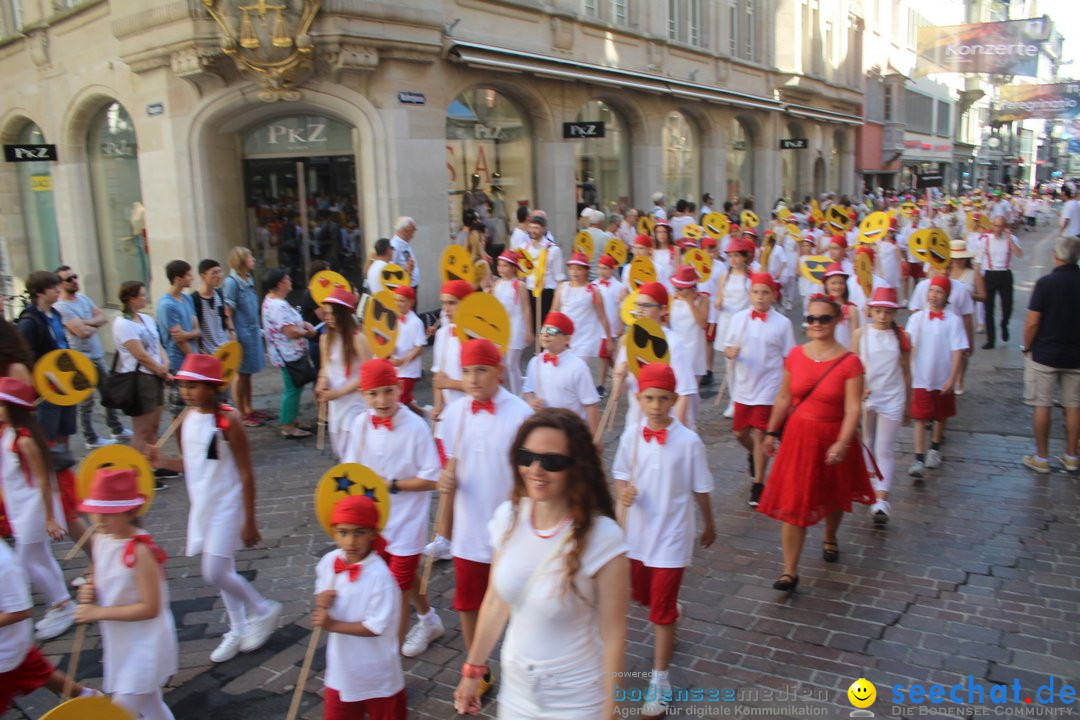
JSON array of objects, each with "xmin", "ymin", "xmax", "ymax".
[
  {"xmin": 390, "ymin": 285, "xmax": 427, "ymax": 416},
  {"xmin": 523, "ymin": 312, "xmax": 601, "ymax": 435}
]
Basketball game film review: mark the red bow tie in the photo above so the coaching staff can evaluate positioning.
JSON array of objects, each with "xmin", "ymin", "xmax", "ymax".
[
  {"xmin": 333, "ymin": 555, "xmax": 362, "ymax": 582},
  {"xmin": 643, "ymin": 427, "xmax": 667, "ymax": 445},
  {"xmin": 372, "ymin": 415, "xmax": 394, "ymax": 430},
  {"xmin": 122, "ymin": 535, "xmax": 168, "ymax": 569},
  {"xmin": 471, "ymin": 399, "xmax": 496, "ymax": 415},
  {"xmin": 598, "ymin": 279, "xmax": 611, "ymax": 287},
  {"xmin": 543, "ymin": 353, "xmax": 559, "ymax": 366},
  {"xmin": 751, "ymin": 310, "xmax": 768, "ymax": 321},
  {"xmin": 929, "ymin": 310, "xmax": 945, "ymax": 321},
  {"xmin": 399, "ymin": 315, "xmax": 407, "ymax": 323}
]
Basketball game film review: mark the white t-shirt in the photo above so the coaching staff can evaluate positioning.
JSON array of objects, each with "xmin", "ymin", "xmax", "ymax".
[
  {"xmin": 439, "ymin": 388, "xmax": 534, "ymax": 563},
  {"xmin": 0, "ymin": 541, "xmax": 32, "ymax": 673},
  {"xmin": 1061, "ymin": 199, "xmax": 1080, "ymax": 236},
  {"xmin": 112, "ymin": 313, "xmax": 165, "ymax": 374},
  {"xmin": 431, "ymin": 324, "xmax": 465, "ymax": 406},
  {"xmin": 315, "ymin": 550, "xmax": 404, "ymax": 702},
  {"xmin": 670, "ymin": 215, "xmax": 693, "ymax": 239},
  {"xmin": 877, "ymin": 240, "xmax": 903, "ymax": 290},
  {"xmin": 393, "ymin": 311, "xmax": 426, "ymax": 379},
  {"xmin": 908, "ymin": 279, "xmax": 974, "ymax": 318},
  {"xmin": 611, "ymin": 420, "xmax": 713, "ymax": 568},
  {"xmin": 509, "ymin": 226, "xmax": 530, "ymax": 251},
  {"xmin": 906, "ymin": 311, "xmax": 969, "ymax": 391},
  {"xmin": 344, "ymin": 406, "xmax": 440, "ymax": 555},
  {"xmin": 724, "ymin": 308, "xmax": 796, "ymax": 406},
  {"xmin": 522, "ymin": 350, "xmax": 600, "ymax": 420},
  {"xmin": 366, "ymin": 259, "xmax": 388, "ymax": 295}
]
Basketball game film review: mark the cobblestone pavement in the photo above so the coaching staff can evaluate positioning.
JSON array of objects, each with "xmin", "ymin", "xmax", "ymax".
[{"xmin": 6, "ymin": 226, "xmax": 1079, "ymax": 720}]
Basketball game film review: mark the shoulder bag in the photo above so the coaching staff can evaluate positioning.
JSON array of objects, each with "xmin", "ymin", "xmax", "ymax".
[
  {"xmin": 775, "ymin": 351, "xmax": 852, "ymax": 439},
  {"xmin": 101, "ymin": 350, "xmax": 143, "ymax": 416}
]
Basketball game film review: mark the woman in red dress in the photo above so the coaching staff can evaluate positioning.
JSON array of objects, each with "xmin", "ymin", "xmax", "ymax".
[{"xmin": 759, "ymin": 295, "xmax": 876, "ymax": 592}]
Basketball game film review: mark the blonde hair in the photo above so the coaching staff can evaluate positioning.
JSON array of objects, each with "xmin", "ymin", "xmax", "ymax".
[{"xmin": 227, "ymin": 247, "xmax": 253, "ymax": 277}]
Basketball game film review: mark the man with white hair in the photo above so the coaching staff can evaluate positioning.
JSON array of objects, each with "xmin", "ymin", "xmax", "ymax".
[
  {"xmin": 650, "ymin": 192, "xmax": 667, "ymax": 220},
  {"xmin": 390, "ymin": 216, "xmax": 419, "ymax": 289},
  {"xmin": 583, "ymin": 208, "xmax": 611, "ymax": 250}
]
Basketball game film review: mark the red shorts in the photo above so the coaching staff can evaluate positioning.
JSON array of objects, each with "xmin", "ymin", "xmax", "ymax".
[
  {"xmin": 324, "ymin": 687, "xmax": 407, "ymax": 720},
  {"xmin": 56, "ymin": 468, "xmax": 80, "ymax": 525},
  {"xmin": 733, "ymin": 403, "xmax": 772, "ymax": 432},
  {"xmin": 452, "ymin": 557, "xmax": 491, "ymax": 612},
  {"xmin": 904, "ymin": 261, "xmax": 924, "ymax": 279},
  {"xmin": 630, "ymin": 560, "xmax": 684, "ymax": 626},
  {"xmin": 387, "ymin": 553, "xmax": 420, "ymax": 591},
  {"xmin": 399, "ymin": 377, "xmax": 417, "ymax": 406},
  {"xmin": 0, "ymin": 647, "xmax": 54, "ymax": 714},
  {"xmin": 705, "ymin": 323, "xmax": 717, "ymax": 343},
  {"xmin": 912, "ymin": 388, "xmax": 956, "ymax": 422},
  {"xmin": 598, "ymin": 337, "xmax": 612, "ymax": 360}
]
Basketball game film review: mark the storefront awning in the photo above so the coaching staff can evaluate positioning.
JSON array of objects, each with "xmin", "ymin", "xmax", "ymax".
[{"xmin": 783, "ymin": 102, "xmax": 864, "ymax": 127}]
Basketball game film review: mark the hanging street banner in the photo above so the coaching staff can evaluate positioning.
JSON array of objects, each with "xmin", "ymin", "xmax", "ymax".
[
  {"xmin": 916, "ymin": 17, "xmax": 1052, "ymax": 77},
  {"xmin": 992, "ymin": 83, "xmax": 1080, "ymax": 122}
]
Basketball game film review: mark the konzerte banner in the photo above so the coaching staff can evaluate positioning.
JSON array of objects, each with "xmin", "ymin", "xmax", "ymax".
[
  {"xmin": 916, "ymin": 17, "xmax": 1051, "ymax": 77},
  {"xmin": 993, "ymin": 83, "xmax": 1080, "ymax": 122}
]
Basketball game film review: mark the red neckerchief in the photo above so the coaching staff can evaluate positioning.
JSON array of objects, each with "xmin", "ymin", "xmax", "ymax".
[
  {"xmin": 3, "ymin": 425, "xmax": 35, "ymax": 487},
  {"xmin": 214, "ymin": 404, "xmax": 235, "ymax": 433},
  {"xmin": 123, "ymin": 535, "xmax": 168, "ymax": 568}
]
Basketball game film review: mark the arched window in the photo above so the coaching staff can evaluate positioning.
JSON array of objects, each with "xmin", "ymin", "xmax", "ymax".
[
  {"xmin": 574, "ymin": 101, "xmax": 630, "ymax": 215},
  {"xmin": 88, "ymin": 102, "xmax": 148, "ymax": 297},
  {"xmin": 662, "ymin": 111, "xmax": 699, "ymax": 203},
  {"xmin": 727, "ymin": 118, "xmax": 753, "ymax": 202},
  {"xmin": 15, "ymin": 122, "xmax": 61, "ymax": 271}
]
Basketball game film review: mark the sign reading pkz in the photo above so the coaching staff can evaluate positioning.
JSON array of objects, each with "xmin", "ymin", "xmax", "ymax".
[
  {"xmin": 398, "ymin": 91, "xmax": 427, "ymax": 105},
  {"xmin": 4, "ymin": 144, "xmax": 58, "ymax": 162},
  {"xmin": 563, "ymin": 121, "xmax": 606, "ymax": 139},
  {"xmin": 779, "ymin": 138, "xmax": 808, "ymax": 150}
]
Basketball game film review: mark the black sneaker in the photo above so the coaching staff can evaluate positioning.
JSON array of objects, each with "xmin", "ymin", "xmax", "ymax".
[
  {"xmin": 154, "ymin": 468, "xmax": 180, "ymax": 479},
  {"xmin": 981, "ymin": 341, "xmax": 995, "ymax": 350},
  {"xmin": 154, "ymin": 479, "xmax": 169, "ymax": 491},
  {"xmin": 747, "ymin": 451, "xmax": 755, "ymax": 478},
  {"xmin": 596, "ymin": 385, "xmax": 607, "ymax": 399},
  {"xmin": 748, "ymin": 483, "xmax": 764, "ymax": 507},
  {"xmin": 1002, "ymin": 326, "xmax": 1010, "ymax": 342},
  {"xmin": 701, "ymin": 371, "xmax": 714, "ymax": 387}
]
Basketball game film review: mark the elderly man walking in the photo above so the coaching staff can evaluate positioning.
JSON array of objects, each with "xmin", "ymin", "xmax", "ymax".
[
  {"xmin": 391, "ymin": 216, "xmax": 420, "ymax": 289},
  {"xmin": 1022, "ymin": 236, "xmax": 1080, "ymax": 474}
]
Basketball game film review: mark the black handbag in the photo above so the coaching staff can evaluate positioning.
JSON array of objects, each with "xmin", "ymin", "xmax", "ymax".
[
  {"xmin": 101, "ymin": 352, "xmax": 142, "ymax": 416},
  {"xmin": 284, "ymin": 353, "xmax": 317, "ymax": 388}
]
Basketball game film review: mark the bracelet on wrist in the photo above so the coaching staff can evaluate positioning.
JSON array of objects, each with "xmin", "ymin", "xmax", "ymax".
[
  {"xmin": 765, "ymin": 430, "xmax": 781, "ymax": 438},
  {"xmin": 462, "ymin": 662, "xmax": 488, "ymax": 679}
]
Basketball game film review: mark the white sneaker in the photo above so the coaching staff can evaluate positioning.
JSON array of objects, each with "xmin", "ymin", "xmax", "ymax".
[
  {"xmin": 239, "ymin": 600, "xmax": 282, "ymax": 652},
  {"xmin": 401, "ymin": 612, "xmax": 445, "ymax": 657},
  {"xmin": 424, "ymin": 535, "xmax": 453, "ymax": 561},
  {"xmin": 70, "ymin": 576, "xmax": 88, "ymax": 588},
  {"xmin": 925, "ymin": 449, "xmax": 943, "ymax": 469},
  {"xmin": 34, "ymin": 603, "xmax": 75, "ymax": 641},
  {"xmin": 86, "ymin": 437, "xmax": 117, "ymax": 448},
  {"xmin": 870, "ymin": 500, "xmax": 891, "ymax": 525},
  {"xmin": 111, "ymin": 428, "xmax": 135, "ymax": 441},
  {"xmin": 210, "ymin": 631, "xmax": 243, "ymax": 663},
  {"xmin": 723, "ymin": 403, "xmax": 735, "ymax": 419},
  {"xmin": 642, "ymin": 670, "xmax": 672, "ymax": 717},
  {"xmin": 908, "ymin": 460, "xmax": 925, "ymax": 479}
]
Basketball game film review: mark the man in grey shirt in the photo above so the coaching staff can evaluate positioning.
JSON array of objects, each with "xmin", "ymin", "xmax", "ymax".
[{"xmin": 55, "ymin": 266, "xmax": 131, "ymax": 447}]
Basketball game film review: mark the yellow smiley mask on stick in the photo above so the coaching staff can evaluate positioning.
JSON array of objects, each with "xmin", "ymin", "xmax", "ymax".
[
  {"xmin": 440, "ymin": 245, "xmax": 476, "ymax": 286},
  {"xmin": 314, "ymin": 463, "xmax": 390, "ymax": 537},
  {"xmin": 574, "ymin": 230, "xmax": 595, "ymax": 260},
  {"xmin": 625, "ymin": 318, "xmax": 671, "ymax": 379},
  {"xmin": 454, "ymin": 291, "xmax": 511, "ymax": 354},
  {"xmin": 380, "ymin": 263, "xmax": 410, "ymax": 291},
  {"xmin": 604, "ymin": 237, "xmax": 628, "ymax": 266},
  {"xmin": 308, "ymin": 270, "xmax": 351, "ymax": 305},
  {"xmin": 363, "ymin": 291, "xmax": 400, "ymax": 359},
  {"xmin": 908, "ymin": 228, "xmax": 951, "ymax": 270},
  {"xmin": 77, "ymin": 446, "xmax": 156, "ymax": 517},
  {"xmin": 702, "ymin": 212, "xmax": 730, "ymax": 239},
  {"xmin": 33, "ymin": 349, "xmax": 97, "ymax": 407},
  {"xmin": 628, "ymin": 256, "xmax": 657, "ymax": 290}
]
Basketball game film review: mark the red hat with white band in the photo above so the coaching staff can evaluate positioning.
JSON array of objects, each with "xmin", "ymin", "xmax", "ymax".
[
  {"xmin": 78, "ymin": 468, "xmax": 146, "ymax": 514},
  {"xmin": 323, "ymin": 287, "xmax": 358, "ymax": 310},
  {"xmin": 174, "ymin": 354, "xmax": 226, "ymax": 385},
  {"xmin": 824, "ymin": 262, "xmax": 849, "ymax": 279},
  {"xmin": 868, "ymin": 287, "xmax": 900, "ymax": 309},
  {"xmin": 568, "ymin": 252, "xmax": 590, "ymax": 267},
  {"xmin": 671, "ymin": 265, "xmax": 700, "ymax": 288},
  {"xmin": 0, "ymin": 377, "xmax": 36, "ymax": 409}
]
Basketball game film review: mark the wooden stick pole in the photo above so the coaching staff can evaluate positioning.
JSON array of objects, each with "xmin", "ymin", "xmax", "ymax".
[
  {"xmin": 315, "ymin": 401, "xmax": 327, "ymax": 451},
  {"xmin": 286, "ymin": 627, "xmax": 321, "ymax": 720},
  {"xmin": 152, "ymin": 408, "xmax": 189, "ymax": 450},
  {"xmin": 63, "ymin": 523, "xmax": 99, "ymax": 562},
  {"xmin": 534, "ymin": 293, "xmax": 542, "ymax": 353},
  {"xmin": 62, "ymin": 623, "xmax": 86, "ymax": 701},
  {"xmin": 594, "ymin": 374, "xmax": 624, "ymax": 443},
  {"xmin": 605, "ymin": 373, "xmax": 624, "ymax": 434},
  {"xmin": 419, "ymin": 485, "xmax": 453, "ymax": 596}
]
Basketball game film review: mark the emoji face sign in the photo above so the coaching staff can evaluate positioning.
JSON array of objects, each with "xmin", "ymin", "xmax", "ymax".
[
  {"xmin": 759, "ymin": 234, "xmax": 776, "ymax": 270},
  {"xmin": 740, "ymin": 210, "xmax": 760, "ymax": 229},
  {"xmin": 531, "ymin": 247, "xmax": 548, "ymax": 298},
  {"xmin": 604, "ymin": 237, "xmax": 628, "ymax": 266},
  {"xmin": 33, "ymin": 349, "xmax": 97, "ymax": 407},
  {"xmin": 899, "ymin": 201, "xmax": 918, "ymax": 218},
  {"xmin": 77, "ymin": 445, "xmax": 155, "ymax": 517},
  {"xmin": 702, "ymin": 212, "xmax": 730, "ymax": 239},
  {"xmin": 516, "ymin": 251, "xmax": 535, "ymax": 279},
  {"xmin": 308, "ymin": 270, "xmax": 351, "ymax": 305},
  {"xmin": 799, "ymin": 255, "xmax": 832, "ymax": 285},
  {"xmin": 314, "ymin": 463, "xmax": 389, "ymax": 537},
  {"xmin": 968, "ymin": 213, "xmax": 990, "ymax": 232},
  {"xmin": 621, "ymin": 291, "xmax": 638, "ymax": 327},
  {"xmin": 682, "ymin": 224, "xmax": 705, "ymax": 242},
  {"xmin": 40, "ymin": 696, "xmax": 134, "ymax": 720},
  {"xmin": 684, "ymin": 248, "xmax": 712, "ymax": 283},
  {"xmin": 363, "ymin": 291, "xmax": 400, "ymax": 359},
  {"xmin": 455, "ymin": 291, "xmax": 511, "ymax": 353},
  {"xmin": 810, "ymin": 200, "xmax": 825, "ymax": 225},
  {"xmin": 636, "ymin": 214, "xmax": 657, "ymax": 237},
  {"xmin": 380, "ymin": 263, "xmax": 410, "ymax": 290},
  {"xmin": 626, "ymin": 318, "xmax": 670, "ymax": 379},
  {"xmin": 827, "ymin": 205, "xmax": 852, "ymax": 233},
  {"xmin": 847, "ymin": 679, "xmax": 877, "ymax": 709},
  {"xmin": 628, "ymin": 256, "xmax": 657, "ymax": 290},
  {"xmin": 908, "ymin": 228, "xmax": 951, "ymax": 270},
  {"xmin": 858, "ymin": 211, "xmax": 889, "ymax": 244},
  {"xmin": 213, "ymin": 341, "xmax": 243, "ymax": 386},
  {"xmin": 440, "ymin": 245, "xmax": 476, "ymax": 286},
  {"xmin": 855, "ymin": 248, "xmax": 874, "ymax": 297},
  {"xmin": 574, "ymin": 231, "xmax": 595, "ymax": 260}
]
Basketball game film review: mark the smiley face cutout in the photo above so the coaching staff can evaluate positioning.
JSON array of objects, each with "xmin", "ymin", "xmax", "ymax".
[
  {"xmin": 637, "ymin": 214, "xmax": 657, "ymax": 237},
  {"xmin": 702, "ymin": 212, "xmax": 730, "ymax": 239},
  {"xmin": 684, "ymin": 248, "xmax": 712, "ymax": 283},
  {"xmin": 213, "ymin": 341, "xmax": 243, "ymax": 386},
  {"xmin": 308, "ymin": 270, "xmax": 351, "ymax": 305},
  {"xmin": 899, "ymin": 201, "xmax": 919, "ymax": 218},
  {"xmin": 33, "ymin": 349, "xmax": 98, "ymax": 407},
  {"xmin": 858, "ymin": 211, "xmax": 889, "ymax": 244},
  {"xmin": 454, "ymin": 291, "xmax": 511, "ymax": 354},
  {"xmin": 854, "ymin": 247, "xmax": 874, "ymax": 297},
  {"xmin": 604, "ymin": 237, "xmax": 629, "ymax": 266},
  {"xmin": 314, "ymin": 463, "xmax": 389, "ymax": 537},
  {"xmin": 440, "ymin": 245, "xmax": 476, "ymax": 286},
  {"xmin": 740, "ymin": 210, "xmax": 760, "ymax": 230},
  {"xmin": 626, "ymin": 318, "xmax": 671, "ymax": 379},
  {"xmin": 847, "ymin": 679, "xmax": 877, "ymax": 709},
  {"xmin": 682, "ymin": 224, "xmax": 705, "ymax": 242},
  {"xmin": 77, "ymin": 445, "xmax": 155, "ymax": 516},
  {"xmin": 908, "ymin": 228, "xmax": 951, "ymax": 270},
  {"xmin": 628, "ymin": 256, "xmax": 657, "ymax": 290},
  {"xmin": 621, "ymin": 291, "xmax": 639, "ymax": 327},
  {"xmin": 827, "ymin": 205, "xmax": 852, "ymax": 233},
  {"xmin": 39, "ymin": 695, "xmax": 136, "ymax": 720},
  {"xmin": 799, "ymin": 255, "xmax": 832, "ymax": 285},
  {"xmin": 363, "ymin": 291, "xmax": 400, "ymax": 359},
  {"xmin": 380, "ymin": 263, "xmax": 410, "ymax": 291},
  {"xmin": 574, "ymin": 231, "xmax": 595, "ymax": 260}
]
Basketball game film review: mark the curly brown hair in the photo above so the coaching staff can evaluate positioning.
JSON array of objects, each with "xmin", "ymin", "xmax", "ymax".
[
  {"xmin": 506, "ymin": 408, "xmax": 615, "ymax": 598},
  {"xmin": 0, "ymin": 319, "xmax": 33, "ymax": 372}
]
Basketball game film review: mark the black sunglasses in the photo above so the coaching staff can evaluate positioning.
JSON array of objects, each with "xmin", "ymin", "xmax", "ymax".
[
  {"xmin": 372, "ymin": 300, "xmax": 398, "ymax": 331},
  {"xmin": 515, "ymin": 448, "xmax": 575, "ymax": 472},
  {"xmin": 804, "ymin": 314, "xmax": 837, "ymax": 325},
  {"xmin": 632, "ymin": 323, "xmax": 668, "ymax": 357},
  {"xmin": 383, "ymin": 269, "xmax": 405, "ymax": 280},
  {"xmin": 61, "ymin": 274, "xmax": 78, "ymax": 282}
]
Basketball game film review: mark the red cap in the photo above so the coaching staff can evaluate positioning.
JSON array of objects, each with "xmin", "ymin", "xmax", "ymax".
[
  {"xmin": 543, "ymin": 311, "xmax": 575, "ymax": 335},
  {"xmin": 598, "ymin": 254, "xmax": 617, "ymax": 268},
  {"xmin": 0, "ymin": 377, "xmax": 36, "ymax": 409},
  {"xmin": 671, "ymin": 265, "xmax": 700, "ymax": 288},
  {"xmin": 637, "ymin": 282, "xmax": 669, "ymax": 306},
  {"xmin": 440, "ymin": 280, "xmax": 474, "ymax": 300},
  {"xmin": 634, "ymin": 234, "xmax": 654, "ymax": 248},
  {"xmin": 930, "ymin": 275, "xmax": 952, "ymax": 296},
  {"xmin": 323, "ymin": 287, "xmax": 359, "ymax": 310},
  {"xmin": 637, "ymin": 362, "xmax": 676, "ymax": 394},
  {"xmin": 654, "ymin": 219, "xmax": 672, "ymax": 230},
  {"xmin": 360, "ymin": 358, "xmax": 399, "ymax": 391},
  {"xmin": 824, "ymin": 262, "xmax": 849, "ymax": 279},
  {"xmin": 78, "ymin": 468, "xmax": 145, "ymax": 514},
  {"xmin": 174, "ymin": 354, "xmax": 226, "ymax": 385},
  {"xmin": 750, "ymin": 272, "xmax": 779, "ymax": 292},
  {"xmin": 460, "ymin": 338, "xmax": 501, "ymax": 367},
  {"xmin": 497, "ymin": 250, "xmax": 520, "ymax": 269},
  {"xmin": 855, "ymin": 244, "xmax": 875, "ymax": 258},
  {"xmin": 568, "ymin": 252, "xmax": 590, "ymax": 267},
  {"xmin": 393, "ymin": 285, "xmax": 416, "ymax": 302},
  {"xmin": 727, "ymin": 237, "xmax": 756, "ymax": 254},
  {"xmin": 829, "ymin": 235, "xmax": 848, "ymax": 249},
  {"xmin": 730, "ymin": 224, "xmax": 741, "ymax": 233},
  {"xmin": 677, "ymin": 238, "xmax": 700, "ymax": 249},
  {"xmin": 743, "ymin": 228, "xmax": 759, "ymax": 238},
  {"xmin": 868, "ymin": 287, "xmax": 900, "ymax": 308},
  {"xmin": 330, "ymin": 495, "xmax": 379, "ymax": 529},
  {"xmin": 701, "ymin": 238, "xmax": 717, "ymax": 249},
  {"xmin": 889, "ymin": 217, "xmax": 899, "ymax": 229}
]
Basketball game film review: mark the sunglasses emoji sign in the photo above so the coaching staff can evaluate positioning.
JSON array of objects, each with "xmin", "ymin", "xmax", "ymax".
[
  {"xmin": 799, "ymin": 255, "xmax": 833, "ymax": 285},
  {"xmin": 908, "ymin": 228, "xmax": 951, "ymax": 270},
  {"xmin": 702, "ymin": 212, "xmax": 730, "ymax": 239},
  {"xmin": 625, "ymin": 318, "xmax": 670, "ymax": 379},
  {"xmin": 380, "ymin": 263, "xmax": 410, "ymax": 291},
  {"xmin": 213, "ymin": 341, "xmax": 243, "ymax": 386},
  {"xmin": 440, "ymin": 245, "xmax": 476, "ymax": 287},
  {"xmin": 308, "ymin": 270, "xmax": 351, "ymax": 305},
  {"xmin": 454, "ymin": 291, "xmax": 511, "ymax": 354},
  {"xmin": 857, "ymin": 211, "xmax": 889, "ymax": 244},
  {"xmin": 33, "ymin": 349, "xmax": 98, "ymax": 407},
  {"xmin": 827, "ymin": 205, "xmax": 853, "ymax": 233},
  {"xmin": 363, "ymin": 291, "xmax": 400, "ymax": 359},
  {"xmin": 314, "ymin": 463, "xmax": 390, "ymax": 537}
]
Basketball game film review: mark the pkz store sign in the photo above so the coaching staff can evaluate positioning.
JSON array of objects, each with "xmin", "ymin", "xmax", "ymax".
[
  {"xmin": 4, "ymin": 144, "xmax": 58, "ymax": 162},
  {"xmin": 563, "ymin": 121, "xmax": 606, "ymax": 139},
  {"xmin": 779, "ymin": 138, "xmax": 808, "ymax": 150},
  {"xmin": 242, "ymin": 115, "xmax": 354, "ymax": 156}
]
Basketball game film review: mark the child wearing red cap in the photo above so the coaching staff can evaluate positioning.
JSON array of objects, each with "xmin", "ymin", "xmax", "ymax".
[
  {"xmin": 75, "ymin": 468, "xmax": 178, "ymax": 719},
  {"xmin": 553, "ymin": 253, "xmax": 613, "ymax": 391},
  {"xmin": 312, "ymin": 495, "xmax": 406, "ymax": 720},
  {"xmin": 698, "ymin": 238, "xmax": 726, "ymax": 386},
  {"xmin": 523, "ymin": 312, "xmax": 602, "ymax": 435},
  {"xmin": 712, "ymin": 239, "xmax": 754, "ymax": 418},
  {"xmin": 389, "ymin": 286, "xmax": 427, "ymax": 415},
  {"xmin": 436, "ymin": 338, "xmax": 533, "ymax": 699},
  {"xmin": 431, "ymin": 280, "xmax": 474, "ymax": 420},
  {"xmin": 148, "ymin": 354, "xmax": 280, "ymax": 663},
  {"xmin": 724, "ymin": 274, "xmax": 796, "ymax": 507},
  {"xmin": 593, "ymin": 255, "xmax": 626, "ymax": 388},
  {"xmin": 613, "ymin": 362, "xmax": 715, "ymax": 718},
  {"xmin": 0, "ymin": 377, "xmax": 74, "ymax": 641},
  {"xmin": 906, "ymin": 276, "xmax": 969, "ymax": 479},
  {"xmin": 345, "ymin": 358, "xmax": 443, "ymax": 657},
  {"xmin": 492, "ymin": 251, "xmax": 533, "ymax": 396},
  {"xmin": 316, "ymin": 288, "xmax": 372, "ymax": 458}
]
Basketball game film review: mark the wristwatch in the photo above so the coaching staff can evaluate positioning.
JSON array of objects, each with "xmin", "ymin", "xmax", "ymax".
[{"xmin": 390, "ymin": 478, "xmax": 399, "ymax": 494}]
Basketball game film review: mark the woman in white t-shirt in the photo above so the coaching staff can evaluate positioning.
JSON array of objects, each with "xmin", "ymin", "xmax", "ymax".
[
  {"xmin": 454, "ymin": 408, "xmax": 628, "ymax": 720},
  {"xmin": 111, "ymin": 281, "xmax": 171, "ymax": 455}
]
